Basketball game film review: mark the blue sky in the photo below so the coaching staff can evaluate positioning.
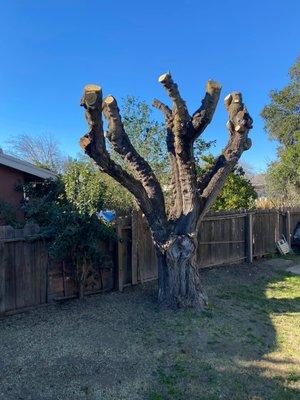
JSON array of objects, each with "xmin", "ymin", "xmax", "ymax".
[{"xmin": 0, "ymin": 0, "xmax": 299, "ymax": 172}]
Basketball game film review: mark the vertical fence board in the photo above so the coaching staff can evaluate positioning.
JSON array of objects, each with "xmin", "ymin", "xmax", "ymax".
[
  {"xmin": 246, "ymin": 213, "xmax": 253, "ymax": 263},
  {"xmin": 136, "ymin": 213, "xmax": 157, "ymax": 283},
  {"xmin": 131, "ymin": 212, "xmax": 138, "ymax": 285}
]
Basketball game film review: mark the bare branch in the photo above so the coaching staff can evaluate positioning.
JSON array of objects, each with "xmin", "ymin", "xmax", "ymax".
[
  {"xmin": 155, "ymin": 73, "xmax": 199, "ymax": 219},
  {"xmin": 198, "ymin": 91, "xmax": 253, "ymax": 215},
  {"xmin": 192, "ymin": 80, "xmax": 222, "ymax": 136},
  {"xmin": 152, "ymin": 99, "xmax": 172, "ymax": 126},
  {"xmin": 79, "ymin": 85, "xmax": 168, "ymax": 242},
  {"xmin": 153, "ymin": 99, "xmax": 183, "ymax": 218},
  {"xmin": 102, "ymin": 96, "xmax": 166, "ymax": 217},
  {"xmin": 158, "ymin": 72, "xmax": 190, "ymax": 126}
]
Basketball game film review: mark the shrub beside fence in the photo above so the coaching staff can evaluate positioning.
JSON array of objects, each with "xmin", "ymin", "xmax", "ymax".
[{"xmin": 1, "ymin": 208, "xmax": 299, "ymax": 316}]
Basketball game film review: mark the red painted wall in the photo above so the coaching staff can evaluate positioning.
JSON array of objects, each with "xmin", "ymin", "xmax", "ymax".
[{"xmin": 0, "ymin": 165, "xmax": 27, "ymax": 224}]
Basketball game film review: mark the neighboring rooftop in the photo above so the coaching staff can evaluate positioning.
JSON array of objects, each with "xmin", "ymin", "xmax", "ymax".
[{"xmin": 0, "ymin": 148, "xmax": 57, "ymax": 180}]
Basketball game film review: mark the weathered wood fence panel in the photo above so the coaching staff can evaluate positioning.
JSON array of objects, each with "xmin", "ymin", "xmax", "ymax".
[
  {"xmin": 198, "ymin": 213, "xmax": 247, "ymax": 268},
  {"xmin": 0, "ymin": 224, "xmax": 48, "ymax": 313},
  {"xmin": 0, "ymin": 224, "xmax": 115, "ymax": 315},
  {"xmin": 119, "ymin": 208, "xmax": 300, "ymax": 288},
  {"xmin": 133, "ymin": 212, "xmax": 157, "ymax": 283},
  {"xmin": 253, "ymin": 211, "xmax": 278, "ymax": 257},
  {"xmin": 2, "ymin": 208, "xmax": 300, "ymax": 316}
]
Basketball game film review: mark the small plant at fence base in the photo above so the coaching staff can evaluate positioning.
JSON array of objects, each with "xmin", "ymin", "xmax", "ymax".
[{"xmin": 23, "ymin": 161, "xmax": 115, "ymax": 299}]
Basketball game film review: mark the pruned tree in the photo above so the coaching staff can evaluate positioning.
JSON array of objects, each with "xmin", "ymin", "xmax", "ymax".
[{"xmin": 79, "ymin": 74, "xmax": 253, "ymax": 310}]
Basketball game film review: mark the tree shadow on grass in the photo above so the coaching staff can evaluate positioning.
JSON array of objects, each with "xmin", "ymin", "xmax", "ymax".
[{"xmin": 146, "ymin": 263, "xmax": 300, "ymax": 400}]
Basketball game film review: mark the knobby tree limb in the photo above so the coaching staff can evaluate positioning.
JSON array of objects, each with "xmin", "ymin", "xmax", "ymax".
[
  {"xmin": 152, "ymin": 99, "xmax": 183, "ymax": 219},
  {"xmin": 155, "ymin": 74, "xmax": 197, "ymax": 221},
  {"xmin": 80, "ymin": 78, "xmax": 252, "ymax": 237},
  {"xmin": 153, "ymin": 74, "xmax": 222, "ymax": 228},
  {"xmin": 102, "ymin": 96, "xmax": 166, "ymax": 219},
  {"xmin": 79, "ymin": 85, "xmax": 167, "ymax": 244},
  {"xmin": 197, "ymin": 91, "xmax": 253, "ymax": 218},
  {"xmin": 192, "ymin": 80, "xmax": 222, "ymax": 138}
]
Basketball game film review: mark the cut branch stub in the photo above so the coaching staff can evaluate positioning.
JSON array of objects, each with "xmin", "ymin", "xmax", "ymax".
[
  {"xmin": 224, "ymin": 92, "xmax": 253, "ymax": 134},
  {"xmin": 81, "ymin": 84, "xmax": 102, "ymax": 107},
  {"xmin": 192, "ymin": 80, "xmax": 222, "ymax": 135},
  {"xmin": 80, "ymin": 84, "xmax": 105, "ymax": 157},
  {"xmin": 158, "ymin": 72, "xmax": 190, "ymax": 126}
]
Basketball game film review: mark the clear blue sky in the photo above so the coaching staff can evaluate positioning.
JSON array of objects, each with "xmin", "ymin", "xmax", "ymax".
[{"xmin": 0, "ymin": 0, "xmax": 299, "ymax": 172}]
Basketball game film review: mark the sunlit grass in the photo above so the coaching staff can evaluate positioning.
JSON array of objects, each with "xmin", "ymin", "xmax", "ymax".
[{"xmin": 148, "ymin": 262, "xmax": 300, "ymax": 399}]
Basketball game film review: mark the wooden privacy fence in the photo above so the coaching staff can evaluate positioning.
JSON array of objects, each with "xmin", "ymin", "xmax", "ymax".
[
  {"xmin": 1, "ymin": 208, "xmax": 300, "ymax": 315},
  {"xmin": 0, "ymin": 224, "xmax": 116, "ymax": 315},
  {"xmin": 117, "ymin": 208, "xmax": 300, "ymax": 289}
]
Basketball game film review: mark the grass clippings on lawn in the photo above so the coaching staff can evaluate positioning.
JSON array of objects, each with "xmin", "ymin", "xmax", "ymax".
[{"xmin": 0, "ymin": 258, "xmax": 299, "ymax": 400}]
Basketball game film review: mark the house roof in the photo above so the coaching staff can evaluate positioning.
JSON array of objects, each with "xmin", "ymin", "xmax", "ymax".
[{"xmin": 0, "ymin": 149, "xmax": 57, "ymax": 180}]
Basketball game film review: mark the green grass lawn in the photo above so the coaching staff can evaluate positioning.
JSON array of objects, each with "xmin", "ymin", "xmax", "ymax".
[{"xmin": 146, "ymin": 259, "xmax": 300, "ymax": 400}]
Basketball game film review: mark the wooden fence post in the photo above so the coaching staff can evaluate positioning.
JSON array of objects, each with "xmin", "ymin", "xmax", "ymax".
[
  {"xmin": 286, "ymin": 210, "xmax": 291, "ymax": 246},
  {"xmin": 275, "ymin": 210, "xmax": 280, "ymax": 242},
  {"xmin": 246, "ymin": 213, "xmax": 253, "ymax": 263},
  {"xmin": 131, "ymin": 211, "xmax": 138, "ymax": 285},
  {"xmin": 116, "ymin": 220, "xmax": 125, "ymax": 292}
]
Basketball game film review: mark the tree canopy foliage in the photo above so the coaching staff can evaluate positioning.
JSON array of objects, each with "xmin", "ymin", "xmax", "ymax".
[
  {"xmin": 261, "ymin": 57, "xmax": 300, "ymax": 203},
  {"xmin": 23, "ymin": 161, "xmax": 114, "ymax": 297},
  {"xmin": 198, "ymin": 156, "xmax": 257, "ymax": 211},
  {"xmin": 261, "ymin": 58, "xmax": 300, "ymax": 146}
]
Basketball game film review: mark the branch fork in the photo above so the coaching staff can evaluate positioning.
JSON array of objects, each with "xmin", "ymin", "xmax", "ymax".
[{"xmin": 80, "ymin": 74, "xmax": 252, "ymax": 243}]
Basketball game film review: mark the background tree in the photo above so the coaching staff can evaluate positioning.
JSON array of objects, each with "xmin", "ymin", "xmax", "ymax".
[
  {"xmin": 6, "ymin": 133, "xmax": 65, "ymax": 173},
  {"xmin": 101, "ymin": 96, "xmax": 215, "ymax": 213},
  {"xmin": 261, "ymin": 57, "xmax": 300, "ymax": 203},
  {"xmin": 198, "ymin": 156, "xmax": 257, "ymax": 211},
  {"xmin": 100, "ymin": 96, "xmax": 168, "ymax": 213},
  {"xmin": 80, "ymin": 74, "xmax": 252, "ymax": 310}
]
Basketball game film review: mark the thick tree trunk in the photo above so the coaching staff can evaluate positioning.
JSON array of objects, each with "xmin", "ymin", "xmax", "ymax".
[{"xmin": 156, "ymin": 235, "xmax": 208, "ymax": 311}]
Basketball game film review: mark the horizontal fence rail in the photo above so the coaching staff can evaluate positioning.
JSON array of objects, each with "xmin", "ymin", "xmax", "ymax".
[{"xmin": 1, "ymin": 208, "xmax": 300, "ymax": 316}]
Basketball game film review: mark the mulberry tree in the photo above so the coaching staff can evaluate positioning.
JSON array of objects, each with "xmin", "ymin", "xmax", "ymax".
[{"xmin": 79, "ymin": 73, "xmax": 253, "ymax": 310}]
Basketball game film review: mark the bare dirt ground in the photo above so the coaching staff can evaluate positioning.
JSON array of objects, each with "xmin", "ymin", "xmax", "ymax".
[{"xmin": 0, "ymin": 258, "xmax": 299, "ymax": 400}]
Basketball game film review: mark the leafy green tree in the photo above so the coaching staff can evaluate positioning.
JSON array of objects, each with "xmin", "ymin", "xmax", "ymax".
[
  {"xmin": 213, "ymin": 167, "xmax": 257, "ymax": 211},
  {"xmin": 120, "ymin": 96, "xmax": 167, "ymax": 176},
  {"xmin": 261, "ymin": 57, "xmax": 300, "ymax": 203},
  {"xmin": 23, "ymin": 161, "xmax": 114, "ymax": 298},
  {"xmin": 62, "ymin": 159, "xmax": 106, "ymax": 215},
  {"xmin": 199, "ymin": 155, "xmax": 257, "ymax": 211},
  {"xmin": 266, "ymin": 133, "xmax": 300, "ymax": 204},
  {"xmin": 107, "ymin": 96, "xmax": 214, "ymax": 212},
  {"xmin": 261, "ymin": 58, "xmax": 300, "ymax": 146}
]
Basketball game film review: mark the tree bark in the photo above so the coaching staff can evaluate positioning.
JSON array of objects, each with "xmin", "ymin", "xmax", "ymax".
[{"xmin": 157, "ymin": 235, "xmax": 207, "ymax": 310}]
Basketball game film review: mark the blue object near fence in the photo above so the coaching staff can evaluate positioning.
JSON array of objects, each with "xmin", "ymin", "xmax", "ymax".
[{"xmin": 97, "ymin": 210, "xmax": 116, "ymax": 223}]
